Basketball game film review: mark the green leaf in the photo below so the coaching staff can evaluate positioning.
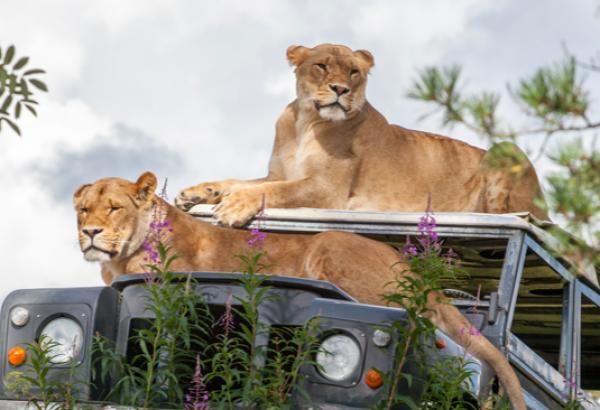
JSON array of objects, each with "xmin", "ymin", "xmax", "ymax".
[
  {"xmin": 0, "ymin": 69, "xmax": 6, "ymax": 88},
  {"xmin": 8, "ymin": 74, "xmax": 17, "ymax": 93},
  {"xmin": 1, "ymin": 117, "xmax": 21, "ymax": 136},
  {"xmin": 25, "ymin": 105, "xmax": 37, "ymax": 117},
  {"xmin": 29, "ymin": 79, "xmax": 48, "ymax": 92},
  {"xmin": 0, "ymin": 95, "xmax": 12, "ymax": 113},
  {"xmin": 4, "ymin": 45, "xmax": 15, "ymax": 65},
  {"xmin": 19, "ymin": 79, "xmax": 30, "ymax": 99},
  {"xmin": 23, "ymin": 69, "xmax": 45, "ymax": 76},
  {"xmin": 15, "ymin": 102, "xmax": 21, "ymax": 119},
  {"xmin": 13, "ymin": 57, "xmax": 29, "ymax": 70}
]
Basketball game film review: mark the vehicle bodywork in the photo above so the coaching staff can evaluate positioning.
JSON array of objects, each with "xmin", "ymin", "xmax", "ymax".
[{"xmin": 1, "ymin": 207, "xmax": 599, "ymax": 409}]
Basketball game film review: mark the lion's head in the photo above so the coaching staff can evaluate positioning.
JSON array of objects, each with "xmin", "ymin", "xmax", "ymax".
[
  {"xmin": 287, "ymin": 43, "xmax": 374, "ymax": 122},
  {"xmin": 73, "ymin": 172, "xmax": 157, "ymax": 263}
]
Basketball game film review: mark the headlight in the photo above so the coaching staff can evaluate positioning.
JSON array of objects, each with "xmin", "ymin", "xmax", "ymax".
[
  {"xmin": 10, "ymin": 306, "xmax": 30, "ymax": 327},
  {"xmin": 40, "ymin": 317, "xmax": 84, "ymax": 364},
  {"xmin": 316, "ymin": 334, "xmax": 361, "ymax": 381}
]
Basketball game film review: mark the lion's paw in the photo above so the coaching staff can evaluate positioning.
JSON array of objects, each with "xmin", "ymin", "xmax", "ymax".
[
  {"xmin": 175, "ymin": 183, "xmax": 226, "ymax": 211},
  {"xmin": 213, "ymin": 191, "xmax": 263, "ymax": 227}
]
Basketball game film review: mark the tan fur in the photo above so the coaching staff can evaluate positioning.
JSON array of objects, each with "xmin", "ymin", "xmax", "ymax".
[
  {"xmin": 75, "ymin": 172, "xmax": 525, "ymax": 409},
  {"xmin": 175, "ymin": 43, "xmax": 548, "ymax": 227}
]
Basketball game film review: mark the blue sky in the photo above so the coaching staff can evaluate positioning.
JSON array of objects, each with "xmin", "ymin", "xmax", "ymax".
[{"xmin": 1, "ymin": 0, "xmax": 599, "ymax": 302}]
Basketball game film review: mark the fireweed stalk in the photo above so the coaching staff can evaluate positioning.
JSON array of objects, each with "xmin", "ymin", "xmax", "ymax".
[
  {"xmin": 185, "ymin": 355, "xmax": 209, "ymax": 410},
  {"xmin": 205, "ymin": 224, "xmax": 318, "ymax": 408},
  {"xmin": 205, "ymin": 226, "xmax": 272, "ymax": 407},
  {"xmin": 382, "ymin": 201, "xmax": 465, "ymax": 408}
]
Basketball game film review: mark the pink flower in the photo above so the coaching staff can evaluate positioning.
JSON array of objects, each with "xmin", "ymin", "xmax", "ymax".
[
  {"xmin": 413, "ymin": 195, "xmax": 441, "ymax": 253},
  {"xmin": 247, "ymin": 228, "xmax": 267, "ymax": 248},
  {"xmin": 143, "ymin": 218, "xmax": 172, "ymax": 265},
  {"xmin": 185, "ymin": 355, "xmax": 209, "ymax": 410},
  {"xmin": 216, "ymin": 292, "xmax": 235, "ymax": 337},
  {"xmin": 402, "ymin": 237, "xmax": 418, "ymax": 258}
]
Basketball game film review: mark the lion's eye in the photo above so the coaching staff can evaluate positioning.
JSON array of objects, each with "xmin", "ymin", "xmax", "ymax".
[
  {"xmin": 315, "ymin": 63, "xmax": 327, "ymax": 71},
  {"xmin": 350, "ymin": 69, "xmax": 360, "ymax": 77},
  {"xmin": 109, "ymin": 206, "xmax": 121, "ymax": 214},
  {"xmin": 80, "ymin": 207, "xmax": 89, "ymax": 214}
]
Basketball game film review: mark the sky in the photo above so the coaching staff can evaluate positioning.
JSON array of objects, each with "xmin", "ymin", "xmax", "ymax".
[{"xmin": 1, "ymin": 0, "xmax": 600, "ymax": 303}]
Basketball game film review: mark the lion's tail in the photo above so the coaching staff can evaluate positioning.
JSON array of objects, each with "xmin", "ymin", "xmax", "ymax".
[{"xmin": 431, "ymin": 303, "xmax": 526, "ymax": 410}]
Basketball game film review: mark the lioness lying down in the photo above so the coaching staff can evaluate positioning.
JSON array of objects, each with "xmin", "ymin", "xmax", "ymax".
[
  {"xmin": 176, "ymin": 43, "xmax": 548, "ymax": 227},
  {"xmin": 75, "ymin": 172, "xmax": 525, "ymax": 409}
]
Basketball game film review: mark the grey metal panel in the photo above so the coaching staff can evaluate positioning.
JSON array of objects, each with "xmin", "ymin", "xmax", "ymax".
[
  {"xmin": 524, "ymin": 235, "xmax": 576, "ymax": 282},
  {"xmin": 504, "ymin": 232, "xmax": 528, "ymax": 335},
  {"xmin": 507, "ymin": 334, "xmax": 568, "ymax": 404},
  {"xmin": 574, "ymin": 281, "xmax": 600, "ymax": 409},
  {"xmin": 560, "ymin": 282, "xmax": 576, "ymax": 400},
  {"xmin": 573, "ymin": 281, "xmax": 583, "ymax": 395},
  {"xmin": 578, "ymin": 280, "xmax": 600, "ymax": 306},
  {"xmin": 499, "ymin": 232, "xmax": 525, "ymax": 318},
  {"xmin": 505, "ymin": 236, "xmax": 578, "ymax": 404},
  {"xmin": 0, "ymin": 287, "xmax": 120, "ymax": 400}
]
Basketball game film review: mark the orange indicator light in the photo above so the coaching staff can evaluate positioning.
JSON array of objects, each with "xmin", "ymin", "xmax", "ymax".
[
  {"xmin": 8, "ymin": 346, "xmax": 27, "ymax": 366},
  {"xmin": 435, "ymin": 339, "xmax": 446, "ymax": 349},
  {"xmin": 365, "ymin": 368, "xmax": 383, "ymax": 389}
]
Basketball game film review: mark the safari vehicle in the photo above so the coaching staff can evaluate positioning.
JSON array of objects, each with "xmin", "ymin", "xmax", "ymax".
[{"xmin": 1, "ymin": 207, "xmax": 599, "ymax": 409}]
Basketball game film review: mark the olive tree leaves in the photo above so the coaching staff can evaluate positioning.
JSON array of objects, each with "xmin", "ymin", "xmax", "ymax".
[{"xmin": 0, "ymin": 45, "xmax": 48, "ymax": 137}]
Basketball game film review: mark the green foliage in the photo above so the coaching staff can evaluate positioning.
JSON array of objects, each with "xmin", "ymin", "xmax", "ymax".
[
  {"xmin": 418, "ymin": 356, "xmax": 479, "ymax": 410},
  {"xmin": 515, "ymin": 57, "xmax": 588, "ymax": 124},
  {"xmin": 93, "ymin": 243, "xmax": 211, "ymax": 408},
  {"xmin": 2, "ymin": 371, "xmax": 32, "ymax": 398},
  {"xmin": 407, "ymin": 47, "xmax": 600, "ymax": 305},
  {"xmin": 543, "ymin": 140, "xmax": 600, "ymax": 275},
  {"xmin": 377, "ymin": 210, "xmax": 477, "ymax": 409},
  {"xmin": 407, "ymin": 65, "xmax": 465, "ymax": 127},
  {"xmin": 93, "ymin": 239, "xmax": 319, "ymax": 409},
  {"xmin": 0, "ymin": 44, "xmax": 47, "ymax": 137},
  {"xmin": 4, "ymin": 335, "xmax": 83, "ymax": 410},
  {"xmin": 407, "ymin": 56, "xmax": 599, "ymax": 142}
]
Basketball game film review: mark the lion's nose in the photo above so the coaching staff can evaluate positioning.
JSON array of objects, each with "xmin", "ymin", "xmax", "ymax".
[
  {"xmin": 83, "ymin": 227, "xmax": 103, "ymax": 238},
  {"xmin": 329, "ymin": 84, "xmax": 349, "ymax": 96}
]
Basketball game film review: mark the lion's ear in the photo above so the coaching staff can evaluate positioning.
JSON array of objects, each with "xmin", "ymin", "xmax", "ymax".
[
  {"xmin": 73, "ymin": 184, "xmax": 91, "ymax": 207},
  {"xmin": 135, "ymin": 172, "xmax": 157, "ymax": 204},
  {"xmin": 354, "ymin": 49, "xmax": 374, "ymax": 71},
  {"xmin": 287, "ymin": 45, "xmax": 310, "ymax": 67}
]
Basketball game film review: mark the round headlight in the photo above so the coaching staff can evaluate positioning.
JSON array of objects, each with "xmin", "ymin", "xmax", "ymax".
[
  {"xmin": 316, "ymin": 334, "xmax": 361, "ymax": 381},
  {"xmin": 40, "ymin": 317, "xmax": 84, "ymax": 364},
  {"xmin": 10, "ymin": 306, "xmax": 30, "ymax": 327},
  {"xmin": 372, "ymin": 329, "xmax": 392, "ymax": 347}
]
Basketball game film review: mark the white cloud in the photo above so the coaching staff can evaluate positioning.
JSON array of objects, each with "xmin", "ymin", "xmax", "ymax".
[{"xmin": 264, "ymin": 70, "xmax": 296, "ymax": 99}]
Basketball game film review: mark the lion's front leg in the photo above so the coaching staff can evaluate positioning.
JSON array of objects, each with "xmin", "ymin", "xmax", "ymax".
[
  {"xmin": 213, "ymin": 188, "xmax": 266, "ymax": 227},
  {"xmin": 213, "ymin": 179, "xmax": 337, "ymax": 227},
  {"xmin": 175, "ymin": 181, "xmax": 231, "ymax": 211},
  {"xmin": 175, "ymin": 178, "xmax": 272, "ymax": 211}
]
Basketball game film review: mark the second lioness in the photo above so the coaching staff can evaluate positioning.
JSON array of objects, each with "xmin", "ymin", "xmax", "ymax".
[
  {"xmin": 76, "ymin": 171, "xmax": 525, "ymax": 409},
  {"xmin": 176, "ymin": 43, "xmax": 548, "ymax": 227}
]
